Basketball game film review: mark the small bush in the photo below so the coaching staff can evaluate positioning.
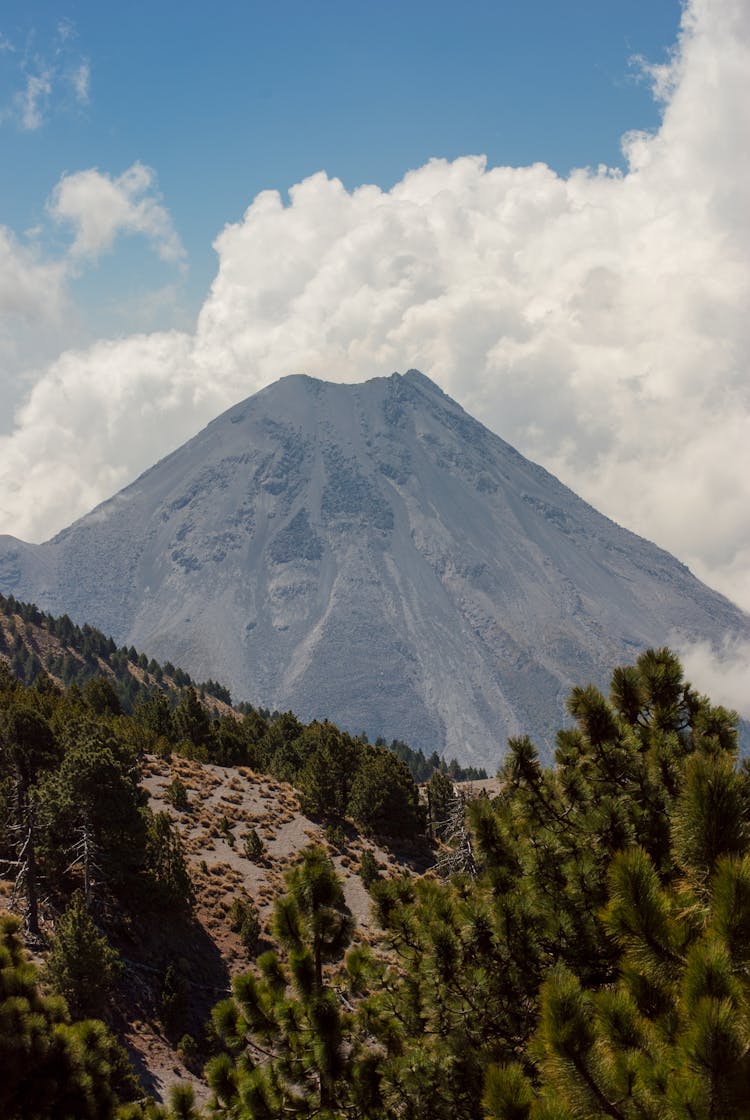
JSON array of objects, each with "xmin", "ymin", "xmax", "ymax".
[
  {"xmin": 177, "ymin": 1033, "xmax": 200, "ymax": 1071},
  {"xmin": 161, "ymin": 963, "xmax": 189, "ymax": 1036},
  {"xmin": 325, "ymin": 823, "xmax": 347, "ymax": 849},
  {"xmin": 243, "ymin": 828, "xmax": 264, "ymax": 862},
  {"xmin": 216, "ymin": 814, "xmax": 235, "ymax": 847},
  {"xmin": 360, "ymin": 849, "xmax": 381, "ymax": 889},
  {"xmin": 166, "ymin": 775, "xmax": 189, "ymax": 810},
  {"xmin": 228, "ymin": 893, "xmax": 261, "ymax": 957}
]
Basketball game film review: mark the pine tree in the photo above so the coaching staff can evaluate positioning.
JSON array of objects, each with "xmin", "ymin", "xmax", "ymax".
[
  {"xmin": 0, "ymin": 703, "xmax": 59, "ymax": 933},
  {"xmin": 0, "ymin": 910, "xmax": 136, "ymax": 1118},
  {"xmin": 82, "ymin": 675, "xmax": 122, "ymax": 716},
  {"xmin": 296, "ymin": 722, "xmax": 359, "ymax": 819},
  {"xmin": 133, "ymin": 689, "xmax": 177, "ymax": 748},
  {"xmin": 207, "ymin": 846, "xmax": 371, "ymax": 1118},
  {"xmin": 44, "ymin": 890, "xmax": 123, "ymax": 1018},
  {"xmin": 426, "ymin": 768, "xmax": 454, "ymax": 839},
  {"xmin": 174, "ymin": 687, "xmax": 211, "ymax": 752},
  {"xmin": 483, "ymin": 655, "xmax": 749, "ymax": 1120},
  {"xmin": 347, "ymin": 745, "xmax": 424, "ymax": 837},
  {"xmin": 369, "ymin": 649, "xmax": 742, "ymax": 1120},
  {"xmin": 144, "ymin": 810, "xmax": 194, "ymax": 910},
  {"xmin": 39, "ymin": 727, "xmax": 147, "ymax": 901}
]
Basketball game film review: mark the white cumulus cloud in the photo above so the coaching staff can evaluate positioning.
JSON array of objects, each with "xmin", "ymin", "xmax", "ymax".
[
  {"xmin": 0, "ymin": 226, "xmax": 73, "ymax": 420},
  {"xmin": 0, "ymin": 0, "xmax": 749, "ymax": 628},
  {"xmin": 676, "ymin": 636, "xmax": 750, "ymax": 720},
  {"xmin": 0, "ymin": 330, "xmax": 200, "ymax": 534},
  {"xmin": 0, "ymin": 162, "xmax": 185, "ymax": 425},
  {"xmin": 48, "ymin": 163, "xmax": 186, "ymax": 265}
]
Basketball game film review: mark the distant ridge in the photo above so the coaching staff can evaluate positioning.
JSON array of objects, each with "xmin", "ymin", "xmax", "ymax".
[
  {"xmin": 1, "ymin": 370, "xmax": 748, "ymax": 768},
  {"xmin": 0, "ymin": 591, "xmax": 485, "ymax": 783},
  {"xmin": 0, "ymin": 590, "xmax": 232, "ymax": 710}
]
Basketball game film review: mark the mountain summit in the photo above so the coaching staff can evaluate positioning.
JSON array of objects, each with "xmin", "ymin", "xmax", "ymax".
[{"xmin": 1, "ymin": 370, "xmax": 747, "ymax": 767}]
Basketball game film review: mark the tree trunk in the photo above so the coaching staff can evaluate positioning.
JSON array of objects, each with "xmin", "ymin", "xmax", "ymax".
[
  {"xmin": 22, "ymin": 798, "xmax": 40, "ymax": 937},
  {"xmin": 83, "ymin": 821, "xmax": 92, "ymax": 910}
]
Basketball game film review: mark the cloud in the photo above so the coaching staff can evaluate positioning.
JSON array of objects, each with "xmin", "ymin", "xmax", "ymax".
[
  {"xmin": 0, "ymin": 163, "xmax": 184, "ymax": 423},
  {"xmin": 0, "ymin": 226, "xmax": 73, "ymax": 416},
  {"xmin": 47, "ymin": 163, "xmax": 186, "ymax": 265},
  {"xmin": 0, "ymin": 227, "xmax": 67, "ymax": 321},
  {"xmin": 675, "ymin": 636, "xmax": 750, "ymax": 720},
  {"xmin": 70, "ymin": 60, "xmax": 90, "ymax": 105},
  {"xmin": 14, "ymin": 68, "xmax": 53, "ymax": 131},
  {"xmin": 56, "ymin": 19, "xmax": 75, "ymax": 45},
  {"xmin": 0, "ymin": 329, "xmax": 200, "ymax": 535},
  {"xmin": 1, "ymin": 20, "xmax": 91, "ymax": 130},
  {"xmin": 0, "ymin": 0, "xmax": 749, "ymax": 624}
]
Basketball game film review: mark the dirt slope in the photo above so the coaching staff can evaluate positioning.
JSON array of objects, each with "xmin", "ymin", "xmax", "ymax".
[{"xmin": 123, "ymin": 754, "xmax": 430, "ymax": 1103}]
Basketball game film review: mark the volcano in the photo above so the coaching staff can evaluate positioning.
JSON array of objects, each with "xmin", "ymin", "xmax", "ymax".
[{"xmin": 1, "ymin": 370, "xmax": 747, "ymax": 768}]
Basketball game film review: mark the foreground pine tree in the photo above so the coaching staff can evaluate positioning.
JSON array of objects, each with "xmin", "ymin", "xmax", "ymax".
[
  {"xmin": 207, "ymin": 845, "xmax": 366, "ymax": 1117},
  {"xmin": 0, "ymin": 910, "xmax": 136, "ymax": 1119},
  {"xmin": 483, "ymin": 653, "xmax": 750, "ymax": 1120},
  {"xmin": 0, "ymin": 703, "xmax": 59, "ymax": 934}
]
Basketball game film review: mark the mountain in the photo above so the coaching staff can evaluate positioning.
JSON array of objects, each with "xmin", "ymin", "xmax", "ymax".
[{"xmin": 0, "ymin": 370, "xmax": 747, "ymax": 768}]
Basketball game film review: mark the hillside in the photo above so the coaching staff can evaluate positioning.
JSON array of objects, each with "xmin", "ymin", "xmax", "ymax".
[
  {"xmin": 117, "ymin": 753, "xmax": 426, "ymax": 1102},
  {"xmin": 0, "ymin": 653, "xmax": 437, "ymax": 1107},
  {"xmin": 0, "ymin": 592, "xmax": 233, "ymax": 712},
  {"xmin": 1, "ymin": 743, "xmax": 426, "ymax": 1104}
]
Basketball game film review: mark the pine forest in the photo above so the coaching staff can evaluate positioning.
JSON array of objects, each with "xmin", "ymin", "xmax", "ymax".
[{"xmin": 2, "ymin": 591, "xmax": 749, "ymax": 1119}]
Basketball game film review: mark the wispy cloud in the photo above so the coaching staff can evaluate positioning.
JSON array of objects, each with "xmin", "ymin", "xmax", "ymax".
[
  {"xmin": 14, "ymin": 68, "xmax": 53, "ymax": 131},
  {"xmin": 0, "ymin": 20, "xmax": 91, "ymax": 131},
  {"xmin": 70, "ymin": 59, "xmax": 90, "ymax": 105},
  {"xmin": 56, "ymin": 18, "xmax": 75, "ymax": 45}
]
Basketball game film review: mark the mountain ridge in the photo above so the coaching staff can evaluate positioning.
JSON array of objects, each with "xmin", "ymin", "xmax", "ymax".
[{"xmin": 1, "ymin": 369, "xmax": 747, "ymax": 768}]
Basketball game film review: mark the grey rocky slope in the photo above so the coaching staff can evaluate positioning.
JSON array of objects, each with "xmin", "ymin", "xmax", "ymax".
[{"xmin": 1, "ymin": 370, "xmax": 748, "ymax": 768}]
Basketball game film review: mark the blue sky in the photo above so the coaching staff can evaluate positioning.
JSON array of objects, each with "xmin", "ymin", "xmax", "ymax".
[{"xmin": 1, "ymin": 1, "xmax": 682, "ymax": 322}]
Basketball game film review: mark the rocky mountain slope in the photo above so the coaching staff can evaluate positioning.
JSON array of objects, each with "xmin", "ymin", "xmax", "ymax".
[{"xmin": 1, "ymin": 370, "xmax": 747, "ymax": 767}]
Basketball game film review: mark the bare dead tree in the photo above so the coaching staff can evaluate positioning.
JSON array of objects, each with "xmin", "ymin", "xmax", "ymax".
[
  {"xmin": 63, "ymin": 821, "xmax": 104, "ymax": 911},
  {"xmin": 435, "ymin": 787, "xmax": 478, "ymax": 879}
]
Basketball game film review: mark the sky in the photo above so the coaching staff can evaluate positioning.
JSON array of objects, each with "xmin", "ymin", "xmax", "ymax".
[{"xmin": 1, "ymin": 0, "xmax": 749, "ymax": 707}]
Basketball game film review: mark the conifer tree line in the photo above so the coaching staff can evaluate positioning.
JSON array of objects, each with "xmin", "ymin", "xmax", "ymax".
[
  {"xmin": 0, "ymin": 591, "xmax": 483, "ymax": 785},
  {"xmin": 2, "ymin": 638, "xmax": 749, "ymax": 1119}
]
